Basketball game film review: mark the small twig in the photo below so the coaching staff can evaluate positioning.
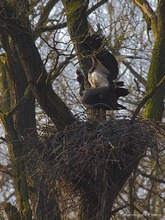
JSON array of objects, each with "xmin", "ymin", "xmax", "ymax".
[
  {"xmin": 0, "ymin": 163, "xmax": 13, "ymax": 177},
  {"xmin": 111, "ymin": 204, "xmax": 129, "ymax": 216},
  {"xmin": 0, "ymin": 169, "xmax": 14, "ymax": 177},
  {"xmin": 0, "ymin": 136, "xmax": 6, "ymax": 142},
  {"xmin": 131, "ymin": 75, "xmax": 165, "ymax": 121},
  {"xmin": 138, "ymin": 169, "xmax": 165, "ymax": 184},
  {"xmin": 87, "ymin": 0, "xmax": 108, "ymax": 15}
]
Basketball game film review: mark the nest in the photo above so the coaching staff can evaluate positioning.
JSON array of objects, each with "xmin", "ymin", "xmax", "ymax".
[
  {"xmin": 25, "ymin": 119, "xmax": 161, "ymax": 187},
  {"xmin": 24, "ymin": 119, "xmax": 164, "ymax": 217}
]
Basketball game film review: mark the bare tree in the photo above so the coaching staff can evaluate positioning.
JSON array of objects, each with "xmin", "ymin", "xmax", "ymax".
[{"xmin": 0, "ymin": 1, "xmax": 164, "ymax": 220}]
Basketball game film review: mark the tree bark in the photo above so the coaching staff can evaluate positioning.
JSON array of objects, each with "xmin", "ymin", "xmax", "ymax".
[
  {"xmin": 0, "ymin": 0, "xmax": 74, "ymax": 130},
  {"xmin": 0, "ymin": 56, "xmax": 32, "ymax": 220},
  {"xmin": 0, "ymin": 2, "xmax": 62, "ymax": 218},
  {"xmin": 61, "ymin": 0, "xmax": 91, "ymax": 70},
  {"xmin": 133, "ymin": 0, "xmax": 165, "ymax": 121},
  {"xmin": 143, "ymin": 0, "xmax": 165, "ymax": 120}
]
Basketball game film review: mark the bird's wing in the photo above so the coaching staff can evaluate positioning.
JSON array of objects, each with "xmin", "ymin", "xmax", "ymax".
[
  {"xmin": 96, "ymin": 51, "xmax": 119, "ymax": 80},
  {"xmin": 81, "ymin": 34, "xmax": 119, "ymax": 79},
  {"xmin": 81, "ymin": 34, "xmax": 103, "ymax": 52},
  {"xmin": 84, "ymin": 87, "xmax": 110, "ymax": 98}
]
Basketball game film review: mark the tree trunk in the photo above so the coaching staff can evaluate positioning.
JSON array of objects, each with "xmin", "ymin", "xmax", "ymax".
[
  {"xmin": 133, "ymin": 0, "xmax": 165, "ymax": 121},
  {"xmin": 0, "ymin": 28, "xmax": 61, "ymax": 220},
  {"xmin": 0, "ymin": 1, "xmax": 74, "ymax": 130},
  {"xmin": 143, "ymin": 41, "xmax": 165, "ymax": 120},
  {"xmin": 143, "ymin": 18, "xmax": 165, "ymax": 120},
  {"xmin": 0, "ymin": 55, "xmax": 32, "ymax": 220},
  {"xmin": 61, "ymin": 0, "xmax": 90, "ymax": 69}
]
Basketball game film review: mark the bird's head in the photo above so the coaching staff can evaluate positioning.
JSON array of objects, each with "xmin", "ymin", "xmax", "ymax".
[
  {"xmin": 76, "ymin": 67, "xmax": 87, "ymax": 80},
  {"xmin": 76, "ymin": 67, "xmax": 87, "ymax": 96},
  {"xmin": 76, "ymin": 66, "xmax": 88, "ymax": 86}
]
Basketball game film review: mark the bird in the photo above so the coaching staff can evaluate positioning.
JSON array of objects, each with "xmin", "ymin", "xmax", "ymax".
[
  {"xmin": 76, "ymin": 68, "xmax": 86, "ymax": 96},
  {"xmin": 81, "ymin": 86, "xmax": 128, "ymax": 110},
  {"xmin": 81, "ymin": 34, "xmax": 150, "ymax": 89},
  {"xmin": 81, "ymin": 34, "xmax": 119, "ymax": 88},
  {"xmin": 76, "ymin": 70, "xmax": 129, "ymax": 110},
  {"xmin": 77, "ymin": 64, "xmax": 124, "ymax": 90},
  {"xmin": 88, "ymin": 56, "xmax": 124, "ymax": 89},
  {"xmin": 76, "ymin": 33, "xmax": 129, "ymax": 111}
]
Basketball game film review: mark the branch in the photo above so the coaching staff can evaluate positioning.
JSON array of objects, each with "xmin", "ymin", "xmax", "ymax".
[
  {"xmin": 50, "ymin": 54, "xmax": 75, "ymax": 82},
  {"xmin": 111, "ymin": 204, "xmax": 129, "ymax": 216},
  {"xmin": 134, "ymin": 205, "xmax": 149, "ymax": 220},
  {"xmin": 122, "ymin": 61, "xmax": 147, "ymax": 86},
  {"xmin": 133, "ymin": 0, "xmax": 155, "ymax": 19},
  {"xmin": 7, "ymin": 85, "xmax": 31, "ymax": 117},
  {"xmin": 87, "ymin": 0, "xmax": 108, "ymax": 15},
  {"xmin": 4, "ymin": 202, "xmax": 21, "ymax": 220},
  {"xmin": 138, "ymin": 169, "xmax": 165, "ymax": 184},
  {"xmin": 133, "ymin": 0, "xmax": 157, "ymax": 38},
  {"xmin": 0, "ymin": 163, "xmax": 13, "ymax": 177},
  {"xmin": 131, "ymin": 75, "xmax": 165, "ymax": 121},
  {"xmin": 0, "ymin": 168, "xmax": 14, "ymax": 177},
  {"xmin": 34, "ymin": 22, "xmax": 67, "ymax": 34},
  {"xmin": 0, "ymin": 136, "xmax": 6, "ymax": 143},
  {"xmin": 36, "ymin": 0, "xmax": 59, "ymax": 29},
  {"xmin": 35, "ymin": 0, "xmax": 108, "ymax": 35}
]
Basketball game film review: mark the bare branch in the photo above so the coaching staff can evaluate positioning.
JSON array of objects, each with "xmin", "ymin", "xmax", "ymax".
[
  {"xmin": 133, "ymin": 0, "xmax": 157, "ymax": 38},
  {"xmin": 35, "ymin": 0, "xmax": 108, "ymax": 35},
  {"xmin": 36, "ymin": 0, "xmax": 59, "ymax": 29},
  {"xmin": 111, "ymin": 204, "xmax": 129, "ymax": 216},
  {"xmin": 122, "ymin": 61, "xmax": 147, "ymax": 86},
  {"xmin": 138, "ymin": 169, "xmax": 165, "ymax": 184},
  {"xmin": 134, "ymin": 0, "xmax": 155, "ymax": 19},
  {"xmin": 0, "ymin": 163, "xmax": 13, "ymax": 177},
  {"xmin": 50, "ymin": 54, "xmax": 75, "ymax": 82},
  {"xmin": 87, "ymin": 0, "xmax": 108, "ymax": 15}
]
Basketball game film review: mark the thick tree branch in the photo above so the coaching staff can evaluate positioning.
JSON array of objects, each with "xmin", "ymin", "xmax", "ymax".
[
  {"xmin": 36, "ymin": 0, "xmax": 59, "ymax": 30},
  {"xmin": 7, "ymin": 85, "xmax": 31, "ymax": 117},
  {"xmin": 133, "ymin": 0, "xmax": 157, "ymax": 38},
  {"xmin": 0, "ymin": 0, "xmax": 75, "ymax": 130},
  {"xmin": 4, "ymin": 203, "xmax": 21, "ymax": 220},
  {"xmin": 61, "ymin": 0, "xmax": 91, "ymax": 70},
  {"xmin": 87, "ymin": 0, "xmax": 108, "ymax": 15},
  {"xmin": 134, "ymin": 0, "xmax": 155, "ymax": 19},
  {"xmin": 35, "ymin": 0, "xmax": 108, "ymax": 36},
  {"xmin": 131, "ymin": 75, "xmax": 165, "ymax": 121}
]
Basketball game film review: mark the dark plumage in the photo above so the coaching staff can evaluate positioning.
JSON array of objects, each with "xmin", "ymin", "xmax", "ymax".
[
  {"xmin": 81, "ymin": 34, "xmax": 119, "ymax": 83},
  {"xmin": 115, "ymin": 87, "xmax": 129, "ymax": 99},
  {"xmin": 76, "ymin": 68, "xmax": 86, "ymax": 96},
  {"xmin": 76, "ymin": 33, "xmax": 129, "ymax": 110},
  {"xmin": 76, "ymin": 71, "xmax": 129, "ymax": 110},
  {"xmin": 81, "ymin": 87, "xmax": 128, "ymax": 110}
]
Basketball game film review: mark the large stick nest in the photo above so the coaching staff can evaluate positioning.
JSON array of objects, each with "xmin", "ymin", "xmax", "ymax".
[{"xmin": 25, "ymin": 119, "xmax": 163, "ymax": 194}]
